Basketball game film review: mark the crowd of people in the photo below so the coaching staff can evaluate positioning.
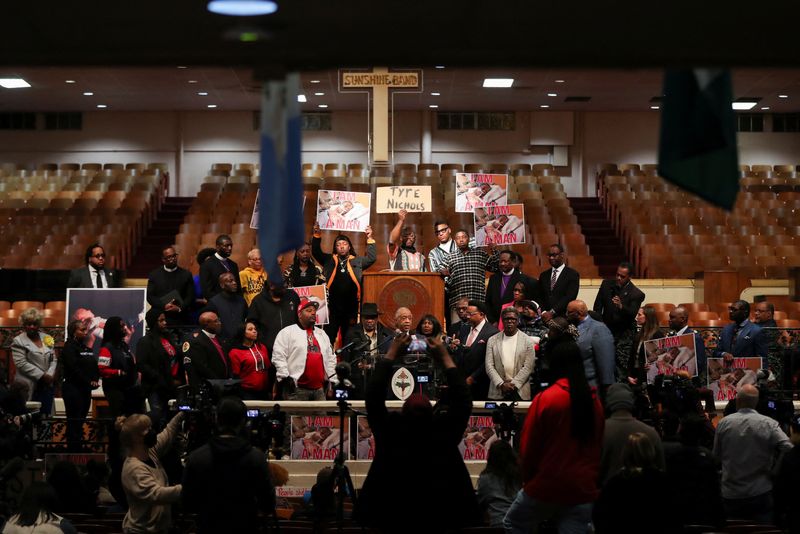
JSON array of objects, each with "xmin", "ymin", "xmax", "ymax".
[{"xmin": 1, "ymin": 208, "xmax": 796, "ymax": 533}]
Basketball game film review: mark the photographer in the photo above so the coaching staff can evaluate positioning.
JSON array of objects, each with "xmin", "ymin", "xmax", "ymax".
[{"xmin": 356, "ymin": 333, "xmax": 480, "ymax": 531}]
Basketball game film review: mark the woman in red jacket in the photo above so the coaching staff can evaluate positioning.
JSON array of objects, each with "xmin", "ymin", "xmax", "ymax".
[
  {"xmin": 504, "ymin": 317, "xmax": 605, "ymax": 534},
  {"xmin": 228, "ymin": 320, "xmax": 271, "ymax": 400}
]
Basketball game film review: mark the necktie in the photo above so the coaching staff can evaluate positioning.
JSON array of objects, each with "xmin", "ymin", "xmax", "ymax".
[
  {"xmin": 731, "ymin": 325, "xmax": 740, "ymax": 352},
  {"xmin": 209, "ymin": 336, "xmax": 228, "ymax": 372},
  {"xmin": 466, "ymin": 328, "xmax": 478, "ymax": 347},
  {"xmin": 550, "ymin": 268, "xmax": 558, "ymax": 290},
  {"xmin": 95, "ymin": 270, "xmax": 103, "ymax": 288}
]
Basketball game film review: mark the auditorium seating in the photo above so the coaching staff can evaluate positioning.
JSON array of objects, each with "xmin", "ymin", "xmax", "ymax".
[
  {"xmin": 599, "ymin": 163, "xmax": 800, "ymax": 278},
  {"xmin": 0, "ymin": 164, "xmax": 168, "ymax": 271}
]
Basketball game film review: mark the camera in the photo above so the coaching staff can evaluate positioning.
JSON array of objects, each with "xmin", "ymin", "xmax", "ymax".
[
  {"xmin": 491, "ymin": 402, "xmax": 519, "ymax": 442},
  {"xmin": 334, "ymin": 389, "xmax": 349, "ymax": 400}
]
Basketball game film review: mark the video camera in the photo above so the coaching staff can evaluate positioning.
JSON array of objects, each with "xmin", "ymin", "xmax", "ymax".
[
  {"xmin": 245, "ymin": 404, "xmax": 287, "ymax": 458},
  {"xmin": 486, "ymin": 401, "xmax": 519, "ymax": 443}
]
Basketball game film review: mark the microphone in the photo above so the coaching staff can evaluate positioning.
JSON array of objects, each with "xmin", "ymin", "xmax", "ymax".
[
  {"xmin": 335, "ymin": 341, "xmax": 358, "ymax": 355},
  {"xmin": 0, "ymin": 457, "xmax": 24, "ymax": 484}
]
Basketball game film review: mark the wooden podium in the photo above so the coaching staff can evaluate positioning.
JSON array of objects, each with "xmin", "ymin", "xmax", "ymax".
[{"xmin": 362, "ymin": 272, "xmax": 445, "ymax": 329}]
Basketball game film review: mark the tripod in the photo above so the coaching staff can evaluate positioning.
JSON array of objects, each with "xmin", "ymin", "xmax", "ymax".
[{"xmin": 330, "ymin": 395, "xmax": 357, "ymax": 532}]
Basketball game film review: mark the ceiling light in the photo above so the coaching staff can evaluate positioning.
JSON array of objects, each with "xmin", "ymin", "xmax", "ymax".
[
  {"xmin": 761, "ymin": 107, "xmax": 770, "ymax": 110},
  {"xmin": 540, "ymin": 104, "xmax": 550, "ymax": 109},
  {"xmin": 0, "ymin": 78, "xmax": 30, "ymax": 89},
  {"xmin": 547, "ymin": 93, "xmax": 558, "ymax": 97},
  {"xmin": 555, "ymin": 79, "xmax": 565, "ymax": 83},
  {"xmin": 483, "ymin": 78, "xmax": 514, "ymax": 88},
  {"xmin": 207, "ymin": 0, "xmax": 278, "ymax": 16},
  {"xmin": 65, "ymin": 80, "xmax": 76, "ymax": 84},
  {"xmin": 197, "ymin": 92, "xmax": 209, "ymax": 96},
  {"xmin": 314, "ymin": 92, "xmax": 325, "ymax": 96},
  {"xmin": 318, "ymin": 104, "xmax": 328, "ymax": 109},
  {"xmin": 188, "ymin": 80, "xmax": 198, "ymax": 84},
  {"xmin": 310, "ymin": 80, "xmax": 321, "ymax": 84},
  {"xmin": 435, "ymin": 65, "xmax": 446, "ymax": 69},
  {"xmin": 429, "ymin": 104, "xmax": 439, "ymax": 109},
  {"xmin": 207, "ymin": 104, "xmax": 218, "ymax": 108},
  {"xmin": 297, "ymin": 94, "xmax": 307, "ymax": 103},
  {"xmin": 431, "ymin": 92, "xmax": 441, "ymax": 96},
  {"xmin": 779, "ymin": 94, "xmax": 789, "ymax": 98},
  {"xmin": 650, "ymin": 105, "xmax": 660, "ymax": 110},
  {"xmin": 732, "ymin": 102, "xmax": 758, "ymax": 110},
  {"xmin": 96, "ymin": 104, "xmax": 107, "ymax": 109},
  {"xmin": 177, "ymin": 66, "xmax": 188, "ymax": 69},
  {"xmin": 83, "ymin": 92, "xmax": 94, "ymax": 96}
]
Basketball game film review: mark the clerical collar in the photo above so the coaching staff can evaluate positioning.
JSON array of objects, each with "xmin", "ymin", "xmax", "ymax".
[
  {"xmin": 214, "ymin": 253, "xmax": 227, "ymax": 261},
  {"xmin": 502, "ymin": 268, "xmax": 515, "ymax": 277},
  {"xmin": 163, "ymin": 265, "xmax": 177, "ymax": 273},
  {"xmin": 202, "ymin": 330, "xmax": 217, "ymax": 339}
]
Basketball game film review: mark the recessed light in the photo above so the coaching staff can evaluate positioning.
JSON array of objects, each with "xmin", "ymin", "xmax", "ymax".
[
  {"xmin": 431, "ymin": 92, "xmax": 441, "ymax": 96},
  {"xmin": 188, "ymin": 80, "xmax": 198, "ymax": 84},
  {"xmin": 555, "ymin": 79, "xmax": 565, "ymax": 83},
  {"xmin": 314, "ymin": 92, "xmax": 325, "ymax": 96},
  {"xmin": 429, "ymin": 104, "xmax": 439, "ymax": 109},
  {"xmin": 318, "ymin": 104, "xmax": 328, "ymax": 109},
  {"xmin": 732, "ymin": 102, "xmax": 758, "ymax": 110},
  {"xmin": 83, "ymin": 92, "xmax": 94, "ymax": 96},
  {"xmin": 547, "ymin": 93, "xmax": 557, "ymax": 97},
  {"xmin": 483, "ymin": 78, "xmax": 514, "ymax": 88},
  {"xmin": 761, "ymin": 107, "xmax": 770, "ymax": 110},
  {"xmin": 650, "ymin": 105, "xmax": 660, "ymax": 110},
  {"xmin": 197, "ymin": 92, "xmax": 209, "ymax": 96},
  {"xmin": 0, "ymin": 78, "xmax": 31, "ymax": 89},
  {"xmin": 435, "ymin": 65, "xmax": 446, "ymax": 69},
  {"xmin": 779, "ymin": 94, "xmax": 789, "ymax": 98},
  {"xmin": 207, "ymin": 104, "xmax": 218, "ymax": 108},
  {"xmin": 65, "ymin": 80, "xmax": 76, "ymax": 84},
  {"xmin": 310, "ymin": 80, "xmax": 321, "ymax": 84},
  {"xmin": 297, "ymin": 94, "xmax": 307, "ymax": 103},
  {"xmin": 177, "ymin": 66, "xmax": 188, "ymax": 69},
  {"xmin": 207, "ymin": 0, "xmax": 278, "ymax": 16},
  {"xmin": 540, "ymin": 104, "xmax": 550, "ymax": 109},
  {"xmin": 96, "ymin": 104, "xmax": 107, "ymax": 109}
]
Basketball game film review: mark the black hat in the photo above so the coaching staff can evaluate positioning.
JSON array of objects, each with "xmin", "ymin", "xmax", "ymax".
[{"xmin": 361, "ymin": 302, "xmax": 379, "ymax": 317}]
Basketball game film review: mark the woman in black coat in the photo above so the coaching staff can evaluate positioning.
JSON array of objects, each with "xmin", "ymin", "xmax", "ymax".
[
  {"xmin": 98, "ymin": 316, "xmax": 143, "ymax": 418},
  {"xmin": 61, "ymin": 319, "xmax": 100, "ymax": 452},
  {"xmin": 136, "ymin": 307, "xmax": 183, "ymax": 428}
]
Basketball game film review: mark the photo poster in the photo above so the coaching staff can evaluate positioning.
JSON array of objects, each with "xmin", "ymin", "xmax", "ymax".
[
  {"xmin": 375, "ymin": 185, "xmax": 432, "ymax": 213},
  {"xmin": 355, "ymin": 415, "xmax": 375, "ymax": 460},
  {"xmin": 643, "ymin": 333, "xmax": 698, "ymax": 385},
  {"xmin": 290, "ymin": 285, "xmax": 329, "ymax": 325},
  {"xmin": 250, "ymin": 189, "xmax": 260, "ymax": 229},
  {"xmin": 459, "ymin": 415, "xmax": 505, "ymax": 461},
  {"xmin": 316, "ymin": 189, "xmax": 371, "ymax": 232},
  {"xmin": 474, "ymin": 204, "xmax": 526, "ymax": 247},
  {"xmin": 455, "ymin": 173, "xmax": 508, "ymax": 213},
  {"xmin": 289, "ymin": 415, "xmax": 349, "ymax": 461},
  {"xmin": 65, "ymin": 288, "xmax": 147, "ymax": 356},
  {"xmin": 707, "ymin": 357, "xmax": 763, "ymax": 401}
]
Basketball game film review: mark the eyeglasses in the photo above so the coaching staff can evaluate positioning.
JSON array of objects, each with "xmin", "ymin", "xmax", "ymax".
[
  {"xmin": 92, "ymin": 253, "xmax": 106, "ymax": 258},
  {"xmin": 435, "ymin": 227, "xmax": 449, "ymax": 235}
]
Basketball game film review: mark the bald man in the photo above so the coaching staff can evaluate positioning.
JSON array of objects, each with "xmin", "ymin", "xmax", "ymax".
[
  {"xmin": 713, "ymin": 384, "xmax": 792, "ymax": 523},
  {"xmin": 667, "ymin": 306, "xmax": 706, "ymax": 377},
  {"xmin": 567, "ymin": 300, "xmax": 616, "ymax": 389},
  {"xmin": 183, "ymin": 311, "xmax": 231, "ymax": 387}
]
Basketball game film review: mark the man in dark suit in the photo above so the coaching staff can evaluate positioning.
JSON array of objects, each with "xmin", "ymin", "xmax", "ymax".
[
  {"xmin": 714, "ymin": 300, "xmax": 768, "ymax": 360},
  {"xmin": 448, "ymin": 297, "xmax": 472, "ymax": 340},
  {"xmin": 341, "ymin": 302, "xmax": 394, "ymax": 398},
  {"xmin": 485, "ymin": 250, "xmax": 528, "ymax": 325},
  {"xmin": 537, "ymin": 244, "xmax": 580, "ymax": 322},
  {"xmin": 753, "ymin": 301, "xmax": 778, "ymax": 328},
  {"xmin": 199, "ymin": 234, "xmax": 240, "ymax": 300},
  {"xmin": 67, "ymin": 243, "xmax": 121, "ymax": 288},
  {"xmin": 146, "ymin": 245, "xmax": 195, "ymax": 326},
  {"xmin": 455, "ymin": 300, "xmax": 499, "ymax": 400},
  {"xmin": 667, "ymin": 306, "xmax": 706, "ymax": 377},
  {"xmin": 593, "ymin": 262, "xmax": 645, "ymax": 340},
  {"xmin": 183, "ymin": 311, "xmax": 231, "ymax": 389}
]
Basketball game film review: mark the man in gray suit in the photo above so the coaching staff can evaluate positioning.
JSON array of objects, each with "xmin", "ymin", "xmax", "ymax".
[
  {"xmin": 485, "ymin": 307, "xmax": 536, "ymax": 400},
  {"xmin": 67, "ymin": 243, "xmax": 120, "ymax": 288},
  {"xmin": 567, "ymin": 299, "xmax": 616, "ymax": 392}
]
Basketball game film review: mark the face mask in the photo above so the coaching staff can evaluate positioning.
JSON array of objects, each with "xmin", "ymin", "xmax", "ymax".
[{"xmin": 144, "ymin": 429, "xmax": 158, "ymax": 448}]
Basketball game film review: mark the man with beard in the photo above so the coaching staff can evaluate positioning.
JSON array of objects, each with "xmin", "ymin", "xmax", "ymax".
[
  {"xmin": 248, "ymin": 280, "xmax": 301, "ymax": 355},
  {"xmin": 199, "ymin": 234, "xmax": 240, "ymax": 300},
  {"xmin": 387, "ymin": 209, "xmax": 426, "ymax": 271}
]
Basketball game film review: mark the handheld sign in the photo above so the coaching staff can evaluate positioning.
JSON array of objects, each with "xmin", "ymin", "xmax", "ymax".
[
  {"xmin": 455, "ymin": 173, "xmax": 508, "ymax": 213},
  {"xmin": 376, "ymin": 186, "xmax": 432, "ymax": 213},
  {"xmin": 474, "ymin": 204, "xmax": 526, "ymax": 246},
  {"xmin": 316, "ymin": 189, "xmax": 371, "ymax": 232}
]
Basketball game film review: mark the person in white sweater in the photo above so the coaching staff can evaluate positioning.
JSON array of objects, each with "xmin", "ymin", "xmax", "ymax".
[{"xmin": 118, "ymin": 411, "xmax": 184, "ymax": 534}]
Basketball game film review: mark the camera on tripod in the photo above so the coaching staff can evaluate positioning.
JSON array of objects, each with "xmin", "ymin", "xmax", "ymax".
[
  {"xmin": 486, "ymin": 401, "xmax": 519, "ymax": 442},
  {"xmin": 244, "ymin": 404, "xmax": 287, "ymax": 458}
]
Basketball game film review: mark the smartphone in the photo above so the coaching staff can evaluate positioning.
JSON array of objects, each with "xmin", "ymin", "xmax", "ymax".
[
  {"xmin": 246, "ymin": 409, "xmax": 260, "ymax": 418},
  {"xmin": 484, "ymin": 401, "xmax": 498, "ymax": 410},
  {"xmin": 417, "ymin": 375, "xmax": 429, "ymax": 383}
]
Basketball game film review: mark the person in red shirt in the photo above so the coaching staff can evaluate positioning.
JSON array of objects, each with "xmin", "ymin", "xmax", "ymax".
[
  {"xmin": 228, "ymin": 320, "xmax": 271, "ymax": 400},
  {"xmin": 504, "ymin": 316, "xmax": 605, "ymax": 534}
]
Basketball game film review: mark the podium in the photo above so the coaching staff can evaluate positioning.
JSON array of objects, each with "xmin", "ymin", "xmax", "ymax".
[{"xmin": 362, "ymin": 272, "xmax": 445, "ymax": 330}]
